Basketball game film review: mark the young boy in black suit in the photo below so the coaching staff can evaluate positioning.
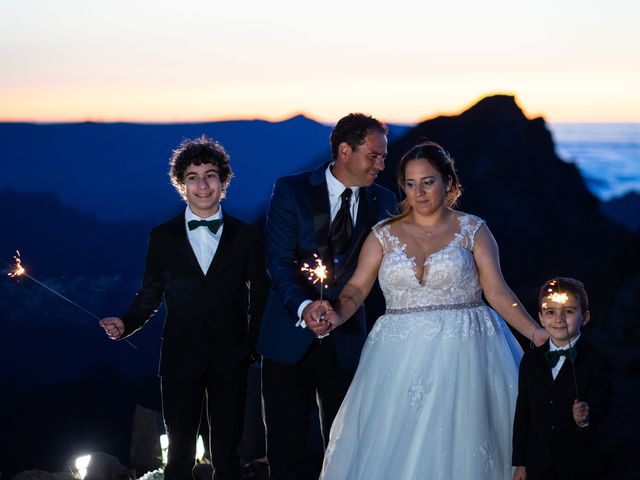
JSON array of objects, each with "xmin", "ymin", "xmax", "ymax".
[
  {"xmin": 512, "ymin": 277, "xmax": 612, "ymax": 480},
  {"xmin": 99, "ymin": 136, "xmax": 269, "ymax": 480}
]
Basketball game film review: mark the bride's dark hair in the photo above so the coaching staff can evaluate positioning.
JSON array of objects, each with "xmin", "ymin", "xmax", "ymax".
[{"xmin": 387, "ymin": 141, "xmax": 462, "ymax": 223}]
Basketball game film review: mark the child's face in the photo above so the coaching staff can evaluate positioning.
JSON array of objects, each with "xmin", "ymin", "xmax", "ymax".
[{"xmin": 539, "ymin": 292, "xmax": 590, "ymax": 347}]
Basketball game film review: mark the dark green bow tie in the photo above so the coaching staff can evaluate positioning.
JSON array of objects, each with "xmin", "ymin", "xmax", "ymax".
[
  {"xmin": 188, "ymin": 219, "xmax": 223, "ymax": 234},
  {"xmin": 544, "ymin": 348, "xmax": 577, "ymax": 367}
]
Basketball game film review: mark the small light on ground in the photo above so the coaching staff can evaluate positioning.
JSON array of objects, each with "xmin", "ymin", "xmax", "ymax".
[
  {"xmin": 160, "ymin": 434, "xmax": 169, "ymax": 465},
  {"xmin": 75, "ymin": 454, "xmax": 92, "ymax": 480}
]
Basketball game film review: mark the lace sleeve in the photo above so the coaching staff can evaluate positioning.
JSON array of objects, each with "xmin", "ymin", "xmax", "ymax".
[
  {"xmin": 372, "ymin": 220, "xmax": 391, "ymax": 254},
  {"xmin": 460, "ymin": 214, "xmax": 485, "ymax": 251}
]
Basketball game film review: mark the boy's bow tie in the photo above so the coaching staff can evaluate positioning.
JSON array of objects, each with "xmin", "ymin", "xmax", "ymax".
[
  {"xmin": 188, "ymin": 219, "xmax": 222, "ymax": 234},
  {"xmin": 544, "ymin": 348, "xmax": 577, "ymax": 367}
]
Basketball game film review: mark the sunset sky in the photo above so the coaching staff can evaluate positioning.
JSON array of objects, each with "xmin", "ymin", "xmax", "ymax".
[{"xmin": 1, "ymin": 0, "xmax": 638, "ymax": 123}]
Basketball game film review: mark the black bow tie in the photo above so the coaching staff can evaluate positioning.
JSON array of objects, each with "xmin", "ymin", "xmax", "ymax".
[
  {"xmin": 544, "ymin": 348, "xmax": 577, "ymax": 367},
  {"xmin": 188, "ymin": 219, "xmax": 223, "ymax": 234}
]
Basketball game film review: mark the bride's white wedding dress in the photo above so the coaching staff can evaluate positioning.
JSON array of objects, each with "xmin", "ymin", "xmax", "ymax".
[{"xmin": 320, "ymin": 213, "xmax": 522, "ymax": 480}]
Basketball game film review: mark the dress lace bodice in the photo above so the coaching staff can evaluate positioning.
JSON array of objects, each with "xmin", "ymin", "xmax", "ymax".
[{"xmin": 373, "ymin": 213, "xmax": 485, "ymax": 310}]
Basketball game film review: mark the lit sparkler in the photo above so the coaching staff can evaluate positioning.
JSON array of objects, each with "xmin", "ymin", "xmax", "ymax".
[
  {"xmin": 301, "ymin": 254, "xmax": 328, "ymax": 301},
  {"xmin": 546, "ymin": 279, "xmax": 579, "ymax": 398},
  {"xmin": 7, "ymin": 250, "xmax": 25, "ymax": 278},
  {"xmin": 6, "ymin": 251, "xmax": 137, "ymax": 349},
  {"xmin": 548, "ymin": 291, "xmax": 569, "ymax": 305}
]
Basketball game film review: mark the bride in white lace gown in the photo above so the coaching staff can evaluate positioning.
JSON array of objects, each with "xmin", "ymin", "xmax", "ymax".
[{"xmin": 313, "ymin": 142, "xmax": 549, "ymax": 480}]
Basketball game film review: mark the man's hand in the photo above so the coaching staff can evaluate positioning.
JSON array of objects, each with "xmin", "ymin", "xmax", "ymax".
[
  {"xmin": 303, "ymin": 300, "xmax": 333, "ymax": 336},
  {"xmin": 99, "ymin": 317, "xmax": 125, "ymax": 340},
  {"xmin": 573, "ymin": 399, "xmax": 590, "ymax": 426}
]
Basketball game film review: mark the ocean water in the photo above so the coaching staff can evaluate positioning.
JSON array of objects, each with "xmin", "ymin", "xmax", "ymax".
[{"xmin": 548, "ymin": 123, "xmax": 640, "ymax": 201}]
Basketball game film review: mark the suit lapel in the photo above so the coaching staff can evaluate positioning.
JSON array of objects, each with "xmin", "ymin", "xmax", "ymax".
[
  {"xmin": 167, "ymin": 213, "xmax": 204, "ymax": 277},
  {"xmin": 534, "ymin": 346, "xmax": 555, "ymax": 389},
  {"xmin": 308, "ymin": 164, "xmax": 331, "ymax": 264}
]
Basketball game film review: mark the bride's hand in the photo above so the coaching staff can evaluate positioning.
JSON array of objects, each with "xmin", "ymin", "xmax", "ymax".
[
  {"xmin": 532, "ymin": 328, "xmax": 549, "ymax": 347},
  {"xmin": 304, "ymin": 301, "xmax": 333, "ymax": 336},
  {"xmin": 323, "ymin": 310, "xmax": 342, "ymax": 331}
]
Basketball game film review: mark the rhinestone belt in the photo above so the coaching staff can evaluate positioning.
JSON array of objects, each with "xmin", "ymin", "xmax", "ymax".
[{"xmin": 385, "ymin": 299, "xmax": 485, "ymax": 315}]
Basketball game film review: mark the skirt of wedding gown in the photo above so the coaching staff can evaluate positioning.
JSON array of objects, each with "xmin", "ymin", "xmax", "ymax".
[{"xmin": 320, "ymin": 304, "xmax": 523, "ymax": 480}]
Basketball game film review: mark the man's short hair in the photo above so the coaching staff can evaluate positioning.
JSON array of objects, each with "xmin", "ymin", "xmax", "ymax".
[{"xmin": 330, "ymin": 113, "xmax": 388, "ymax": 160}]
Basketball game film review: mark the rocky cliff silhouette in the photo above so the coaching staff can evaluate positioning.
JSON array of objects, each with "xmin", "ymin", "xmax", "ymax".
[{"xmin": 379, "ymin": 95, "xmax": 638, "ymax": 342}]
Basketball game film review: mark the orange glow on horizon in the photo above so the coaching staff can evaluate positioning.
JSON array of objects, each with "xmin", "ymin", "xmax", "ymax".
[{"xmin": 1, "ymin": 85, "xmax": 639, "ymax": 124}]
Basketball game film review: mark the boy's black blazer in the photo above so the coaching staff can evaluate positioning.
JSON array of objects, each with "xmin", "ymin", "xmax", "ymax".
[
  {"xmin": 121, "ymin": 211, "xmax": 269, "ymax": 378},
  {"xmin": 512, "ymin": 336, "xmax": 612, "ymax": 474}
]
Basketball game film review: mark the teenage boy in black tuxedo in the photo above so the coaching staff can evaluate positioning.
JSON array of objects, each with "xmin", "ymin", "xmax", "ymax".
[
  {"xmin": 512, "ymin": 277, "xmax": 612, "ymax": 480},
  {"xmin": 99, "ymin": 137, "xmax": 269, "ymax": 480}
]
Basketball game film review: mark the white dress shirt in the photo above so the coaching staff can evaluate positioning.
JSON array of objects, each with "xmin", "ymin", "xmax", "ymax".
[
  {"xmin": 296, "ymin": 164, "xmax": 361, "ymax": 327},
  {"xmin": 325, "ymin": 163, "xmax": 360, "ymax": 226},
  {"xmin": 549, "ymin": 332, "xmax": 581, "ymax": 380},
  {"xmin": 185, "ymin": 206, "xmax": 223, "ymax": 275}
]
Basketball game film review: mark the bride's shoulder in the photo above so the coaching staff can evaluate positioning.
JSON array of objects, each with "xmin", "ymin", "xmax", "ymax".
[
  {"xmin": 372, "ymin": 217, "xmax": 397, "ymax": 232},
  {"xmin": 454, "ymin": 210, "xmax": 485, "ymax": 227},
  {"xmin": 453, "ymin": 211, "xmax": 487, "ymax": 242},
  {"xmin": 372, "ymin": 217, "xmax": 402, "ymax": 249}
]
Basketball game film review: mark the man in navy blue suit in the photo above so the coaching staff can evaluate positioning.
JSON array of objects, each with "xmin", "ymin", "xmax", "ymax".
[{"xmin": 257, "ymin": 113, "xmax": 397, "ymax": 479}]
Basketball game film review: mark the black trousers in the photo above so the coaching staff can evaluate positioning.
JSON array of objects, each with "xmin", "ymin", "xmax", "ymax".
[
  {"xmin": 261, "ymin": 337, "xmax": 354, "ymax": 480},
  {"xmin": 161, "ymin": 361, "xmax": 249, "ymax": 480},
  {"xmin": 527, "ymin": 470, "xmax": 598, "ymax": 480}
]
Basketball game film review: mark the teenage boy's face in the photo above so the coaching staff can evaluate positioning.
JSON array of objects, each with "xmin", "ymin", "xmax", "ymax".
[
  {"xmin": 539, "ymin": 292, "xmax": 590, "ymax": 347},
  {"xmin": 183, "ymin": 163, "xmax": 223, "ymax": 218}
]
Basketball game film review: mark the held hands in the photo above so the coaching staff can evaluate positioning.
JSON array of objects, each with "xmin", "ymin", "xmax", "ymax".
[
  {"xmin": 303, "ymin": 300, "xmax": 342, "ymax": 337},
  {"xmin": 99, "ymin": 317, "xmax": 124, "ymax": 340},
  {"xmin": 573, "ymin": 399, "xmax": 590, "ymax": 427}
]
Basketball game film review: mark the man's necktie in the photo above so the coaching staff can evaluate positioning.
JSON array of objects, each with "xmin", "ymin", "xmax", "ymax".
[
  {"xmin": 330, "ymin": 188, "xmax": 353, "ymax": 256},
  {"xmin": 544, "ymin": 348, "xmax": 577, "ymax": 367},
  {"xmin": 187, "ymin": 219, "xmax": 223, "ymax": 234}
]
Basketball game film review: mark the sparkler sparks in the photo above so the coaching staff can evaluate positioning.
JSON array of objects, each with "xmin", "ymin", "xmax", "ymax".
[
  {"xmin": 7, "ymin": 250, "xmax": 25, "ymax": 278},
  {"xmin": 301, "ymin": 254, "xmax": 328, "ymax": 301},
  {"xmin": 548, "ymin": 291, "xmax": 569, "ymax": 305},
  {"xmin": 6, "ymin": 250, "xmax": 136, "ymax": 349}
]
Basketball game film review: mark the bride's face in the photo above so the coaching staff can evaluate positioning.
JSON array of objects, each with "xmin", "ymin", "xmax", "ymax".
[{"xmin": 402, "ymin": 158, "xmax": 450, "ymax": 216}]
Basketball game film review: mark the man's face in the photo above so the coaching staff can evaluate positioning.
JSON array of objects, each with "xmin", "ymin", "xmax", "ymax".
[
  {"xmin": 183, "ymin": 163, "xmax": 223, "ymax": 218},
  {"xmin": 339, "ymin": 131, "xmax": 387, "ymax": 187},
  {"xmin": 539, "ymin": 292, "xmax": 590, "ymax": 347}
]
